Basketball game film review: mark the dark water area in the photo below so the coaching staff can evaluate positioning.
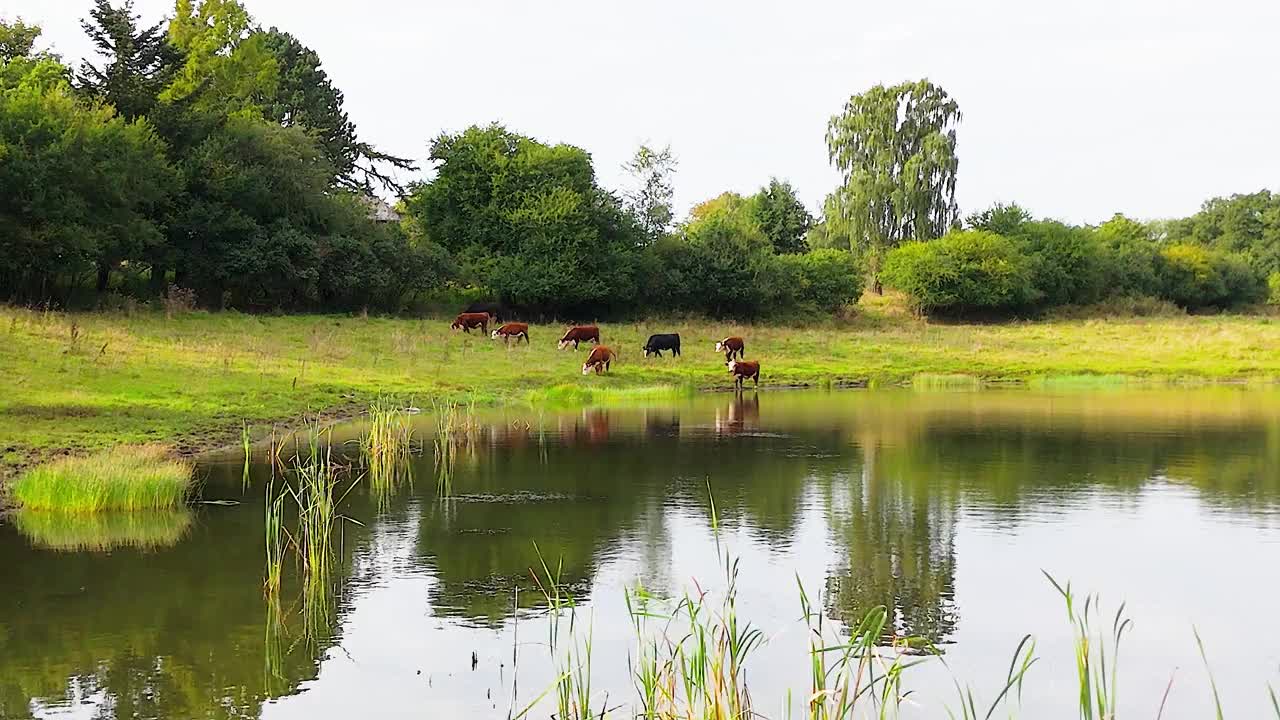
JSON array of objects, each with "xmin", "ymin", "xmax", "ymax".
[{"xmin": 2, "ymin": 388, "xmax": 1280, "ymax": 718}]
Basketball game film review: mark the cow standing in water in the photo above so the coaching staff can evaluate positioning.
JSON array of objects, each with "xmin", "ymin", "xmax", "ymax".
[
  {"xmin": 451, "ymin": 312, "xmax": 490, "ymax": 334},
  {"xmin": 490, "ymin": 323, "xmax": 530, "ymax": 345},
  {"xmin": 727, "ymin": 359, "xmax": 760, "ymax": 390},
  {"xmin": 558, "ymin": 325, "xmax": 601, "ymax": 350},
  {"xmin": 581, "ymin": 345, "xmax": 618, "ymax": 375},
  {"xmin": 715, "ymin": 336, "xmax": 745, "ymax": 361}
]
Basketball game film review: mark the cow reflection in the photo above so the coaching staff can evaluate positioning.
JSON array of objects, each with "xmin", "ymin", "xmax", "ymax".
[
  {"xmin": 557, "ymin": 409, "xmax": 612, "ymax": 446},
  {"xmin": 715, "ymin": 393, "xmax": 760, "ymax": 436}
]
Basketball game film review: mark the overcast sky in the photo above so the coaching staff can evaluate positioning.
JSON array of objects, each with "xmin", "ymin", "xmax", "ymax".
[{"xmin": 7, "ymin": 0, "xmax": 1279, "ymax": 223}]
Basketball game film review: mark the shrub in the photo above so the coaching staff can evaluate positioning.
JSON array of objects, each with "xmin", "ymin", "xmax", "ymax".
[
  {"xmin": 1011, "ymin": 221, "xmax": 1107, "ymax": 307},
  {"xmin": 1157, "ymin": 244, "xmax": 1265, "ymax": 309},
  {"xmin": 1269, "ymin": 272, "xmax": 1280, "ymax": 305},
  {"xmin": 881, "ymin": 230, "xmax": 1039, "ymax": 314},
  {"xmin": 774, "ymin": 249, "xmax": 865, "ymax": 310}
]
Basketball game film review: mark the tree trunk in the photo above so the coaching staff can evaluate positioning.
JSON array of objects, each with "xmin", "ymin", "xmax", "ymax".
[
  {"xmin": 149, "ymin": 261, "xmax": 167, "ymax": 298},
  {"xmin": 96, "ymin": 261, "xmax": 111, "ymax": 294},
  {"xmin": 872, "ymin": 277, "xmax": 883, "ymax": 295}
]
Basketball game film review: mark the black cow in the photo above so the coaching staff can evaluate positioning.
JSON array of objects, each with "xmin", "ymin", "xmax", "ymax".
[
  {"xmin": 642, "ymin": 333, "xmax": 681, "ymax": 358},
  {"xmin": 464, "ymin": 301, "xmax": 506, "ymax": 323}
]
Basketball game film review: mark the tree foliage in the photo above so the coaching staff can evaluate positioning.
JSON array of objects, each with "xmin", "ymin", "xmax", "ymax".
[
  {"xmin": 881, "ymin": 231, "xmax": 1038, "ymax": 314},
  {"xmin": 825, "ymin": 79, "xmax": 961, "ymax": 288},
  {"xmin": 256, "ymin": 28, "xmax": 415, "ymax": 193},
  {"xmin": 1163, "ymin": 190, "xmax": 1280, "ymax": 276},
  {"xmin": 403, "ymin": 124, "xmax": 642, "ymax": 316},
  {"xmin": 77, "ymin": 0, "xmax": 181, "ymax": 120},
  {"xmin": 752, "ymin": 178, "xmax": 813, "ymax": 254},
  {"xmin": 622, "ymin": 144, "xmax": 676, "ymax": 242}
]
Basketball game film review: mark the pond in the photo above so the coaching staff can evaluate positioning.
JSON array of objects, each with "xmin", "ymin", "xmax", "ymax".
[{"xmin": 2, "ymin": 388, "xmax": 1280, "ymax": 719}]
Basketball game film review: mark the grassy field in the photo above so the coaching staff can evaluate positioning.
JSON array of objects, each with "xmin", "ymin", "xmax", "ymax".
[{"xmin": 2, "ymin": 299, "xmax": 1279, "ymax": 475}]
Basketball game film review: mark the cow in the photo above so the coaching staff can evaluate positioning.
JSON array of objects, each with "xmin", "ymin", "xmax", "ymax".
[
  {"xmin": 581, "ymin": 345, "xmax": 618, "ymax": 375},
  {"xmin": 715, "ymin": 336, "xmax": 745, "ymax": 361},
  {"xmin": 642, "ymin": 333, "xmax": 681, "ymax": 358},
  {"xmin": 490, "ymin": 322, "xmax": 530, "ymax": 345},
  {"xmin": 727, "ymin": 359, "xmax": 760, "ymax": 390},
  {"xmin": 558, "ymin": 325, "xmax": 601, "ymax": 350},
  {"xmin": 451, "ymin": 312, "xmax": 490, "ymax": 334},
  {"xmin": 464, "ymin": 301, "xmax": 506, "ymax": 323}
]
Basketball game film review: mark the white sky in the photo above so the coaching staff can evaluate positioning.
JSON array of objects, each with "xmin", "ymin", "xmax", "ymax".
[{"xmin": 6, "ymin": 0, "xmax": 1279, "ymax": 223}]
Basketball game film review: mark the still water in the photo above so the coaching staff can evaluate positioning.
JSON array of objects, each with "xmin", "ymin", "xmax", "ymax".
[{"xmin": 2, "ymin": 388, "xmax": 1280, "ymax": 719}]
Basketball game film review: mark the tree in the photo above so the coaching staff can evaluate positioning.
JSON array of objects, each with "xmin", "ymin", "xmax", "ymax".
[
  {"xmin": 622, "ymin": 144, "xmax": 676, "ymax": 241},
  {"xmin": 0, "ymin": 18, "xmax": 42, "ymax": 62},
  {"xmin": 965, "ymin": 202, "xmax": 1032, "ymax": 236},
  {"xmin": 1164, "ymin": 190, "xmax": 1280, "ymax": 276},
  {"xmin": 825, "ymin": 79, "xmax": 961, "ymax": 292},
  {"xmin": 403, "ymin": 124, "xmax": 643, "ymax": 316},
  {"xmin": 751, "ymin": 178, "xmax": 813, "ymax": 254},
  {"xmin": 1, "ymin": 44, "xmax": 173, "ymax": 302},
  {"xmin": 256, "ymin": 28, "xmax": 414, "ymax": 193},
  {"xmin": 162, "ymin": 0, "xmax": 277, "ymax": 115},
  {"xmin": 880, "ymin": 231, "xmax": 1039, "ymax": 315},
  {"xmin": 77, "ymin": 0, "xmax": 182, "ymax": 121}
]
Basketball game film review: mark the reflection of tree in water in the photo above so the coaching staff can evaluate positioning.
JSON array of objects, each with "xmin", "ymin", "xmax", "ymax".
[{"xmin": 824, "ymin": 435, "xmax": 959, "ymax": 646}]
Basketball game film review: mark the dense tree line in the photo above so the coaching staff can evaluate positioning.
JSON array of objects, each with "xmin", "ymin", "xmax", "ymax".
[
  {"xmin": 1, "ymin": 2, "xmax": 433, "ymax": 311},
  {"xmin": 2, "ymin": 5, "xmax": 1275, "ymax": 318},
  {"xmin": 880, "ymin": 203, "xmax": 1272, "ymax": 315}
]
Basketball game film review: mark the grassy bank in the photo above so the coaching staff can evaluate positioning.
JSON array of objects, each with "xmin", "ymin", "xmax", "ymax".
[{"xmin": 2, "ymin": 300, "xmax": 1279, "ymax": 474}]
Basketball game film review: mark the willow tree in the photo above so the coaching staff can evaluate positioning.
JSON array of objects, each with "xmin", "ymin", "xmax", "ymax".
[{"xmin": 824, "ymin": 79, "xmax": 960, "ymax": 293}]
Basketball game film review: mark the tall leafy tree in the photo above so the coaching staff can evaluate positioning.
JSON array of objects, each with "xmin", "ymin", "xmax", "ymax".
[
  {"xmin": 622, "ymin": 144, "xmax": 676, "ymax": 242},
  {"xmin": 403, "ymin": 124, "xmax": 642, "ymax": 315},
  {"xmin": 162, "ymin": 0, "xmax": 276, "ymax": 115},
  {"xmin": 825, "ymin": 79, "xmax": 961, "ymax": 292},
  {"xmin": 77, "ymin": 0, "xmax": 182, "ymax": 121},
  {"xmin": 1164, "ymin": 190, "xmax": 1280, "ymax": 275},
  {"xmin": 751, "ymin": 178, "xmax": 813, "ymax": 254},
  {"xmin": 256, "ymin": 28, "xmax": 415, "ymax": 193}
]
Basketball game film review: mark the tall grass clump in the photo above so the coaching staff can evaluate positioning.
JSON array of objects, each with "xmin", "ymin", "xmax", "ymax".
[
  {"xmin": 11, "ymin": 445, "xmax": 193, "ymax": 513},
  {"xmin": 362, "ymin": 399, "xmax": 415, "ymax": 507},
  {"xmin": 12, "ymin": 508, "xmax": 193, "ymax": 551},
  {"xmin": 911, "ymin": 373, "xmax": 983, "ymax": 391}
]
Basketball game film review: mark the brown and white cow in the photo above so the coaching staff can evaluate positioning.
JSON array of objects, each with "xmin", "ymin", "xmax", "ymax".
[
  {"xmin": 558, "ymin": 325, "xmax": 601, "ymax": 350},
  {"xmin": 451, "ymin": 312, "xmax": 490, "ymax": 334},
  {"xmin": 715, "ymin": 336, "xmax": 745, "ymax": 361},
  {"xmin": 490, "ymin": 322, "xmax": 530, "ymax": 345},
  {"xmin": 726, "ymin": 359, "xmax": 760, "ymax": 390},
  {"xmin": 581, "ymin": 345, "xmax": 618, "ymax": 375}
]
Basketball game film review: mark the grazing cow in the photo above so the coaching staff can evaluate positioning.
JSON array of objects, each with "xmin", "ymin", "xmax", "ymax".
[
  {"xmin": 558, "ymin": 325, "xmax": 601, "ymax": 350},
  {"xmin": 490, "ymin": 322, "xmax": 530, "ymax": 345},
  {"xmin": 715, "ymin": 336, "xmax": 745, "ymax": 361},
  {"xmin": 642, "ymin": 333, "xmax": 681, "ymax": 358},
  {"xmin": 581, "ymin": 345, "xmax": 618, "ymax": 375},
  {"xmin": 727, "ymin": 359, "xmax": 761, "ymax": 390},
  {"xmin": 450, "ymin": 312, "xmax": 490, "ymax": 334},
  {"xmin": 464, "ymin": 301, "xmax": 506, "ymax": 323}
]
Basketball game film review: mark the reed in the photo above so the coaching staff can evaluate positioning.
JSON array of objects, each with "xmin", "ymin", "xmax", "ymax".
[
  {"xmin": 263, "ymin": 478, "xmax": 286, "ymax": 597},
  {"xmin": 911, "ymin": 373, "xmax": 983, "ymax": 391},
  {"xmin": 1043, "ymin": 572, "xmax": 1132, "ymax": 720},
  {"xmin": 11, "ymin": 445, "xmax": 193, "ymax": 513},
  {"xmin": 241, "ymin": 421, "xmax": 252, "ymax": 489},
  {"xmin": 361, "ymin": 399, "xmax": 415, "ymax": 508},
  {"xmin": 432, "ymin": 396, "xmax": 476, "ymax": 496}
]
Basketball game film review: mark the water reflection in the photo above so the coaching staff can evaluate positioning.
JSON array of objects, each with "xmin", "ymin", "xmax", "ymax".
[{"xmin": 1, "ymin": 388, "xmax": 1278, "ymax": 718}]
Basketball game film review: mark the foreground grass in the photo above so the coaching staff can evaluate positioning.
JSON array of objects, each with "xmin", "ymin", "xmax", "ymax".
[
  {"xmin": 9, "ymin": 445, "xmax": 193, "ymax": 511},
  {"xmin": 2, "ymin": 300, "xmax": 1279, "ymax": 473}
]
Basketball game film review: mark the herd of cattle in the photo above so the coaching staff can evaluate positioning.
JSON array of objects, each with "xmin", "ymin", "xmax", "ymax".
[{"xmin": 449, "ymin": 304, "xmax": 761, "ymax": 389}]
